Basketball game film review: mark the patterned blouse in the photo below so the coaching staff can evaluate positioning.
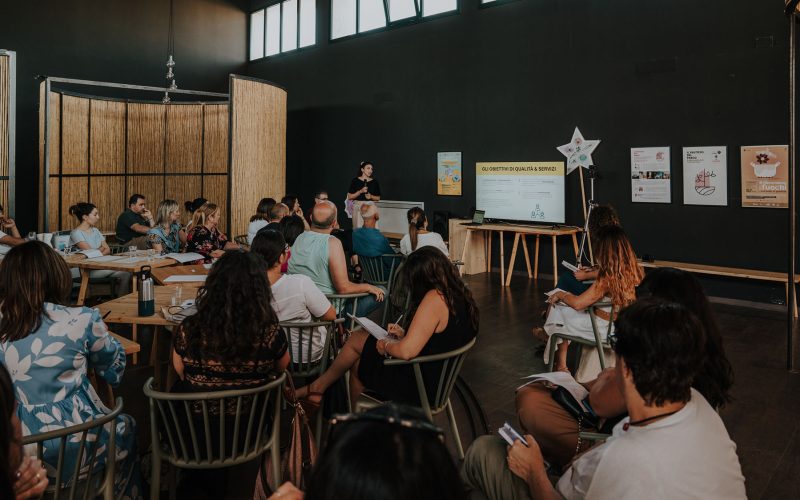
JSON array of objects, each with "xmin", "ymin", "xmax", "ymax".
[
  {"xmin": 172, "ymin": 323, "xmax": 288, "ymax": 414},
  {"xmin": 186, "ymin": 225, "xmax": 228, "ymax": 263},
  {"xmin": 147, "ymin": 223, "xmax": 182, "ymax": 254}
]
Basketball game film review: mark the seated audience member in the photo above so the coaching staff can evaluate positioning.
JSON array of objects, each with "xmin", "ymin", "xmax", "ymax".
[
  {"xmin": 263, "ymin": 203, "xmax": 290, "ymax": 232},
  {"xmin": 352, "ymin": 203, "xmax": 398, "ymax": 275},
  {"xmin": 461, "ymin": 299, "xmax": 746, "ymax": 500},
  {"xmin": 0, "ymin": 242, "xmax": 141, "ymax": 498},
  {"xmin": 305, "ymin": 190, "xmax": 329, "ymax": 224},
  {"xmin": 185, "ymin": 203, "xmax": 239, "ymax": 263},
  {"xmin": 288, "ymin": 201, "xmax": 385, "ymax": 316},
  {"xmin": 115, "ymin": 193, "xmax": 154, "ymax": 246},
  {"xmin": 538, "ymin": 225, "xmax": 642, "ymax": 380},
  {"xmin": 171, "ymin": 251, "xmax": 289, "ymax": 498},
  {"xmin": 0, "ymin": 363, "xmax": 49, "ymax": 500},
  {"xmin": 0, "ymin": 203, "xmax": 25, "ymax": 255},
  {"xmin": 282, "ymin": 194, "xmax": 310, "ymax": 230},
  {"xmin": 268, "ymin": 404, "xmax": 463, "ymax": 500},
  {"xmin": 557, "ymin": 204, "xmax": 620, "ymax": 295},
  {"xmin": 69, "ymin": 202, "xmax": 131, "ymax": 295},
  {"xmin": 251, "ymin": 230, "xmax": 336, "ymax": 363},
  {"xmin": 517, "ymin": 267, "xmax": 735, "ymax": 469},
  {"xmin": 277, "ymin": 214, "xmax": 306, "ymax": 273},
  {"xmin": 247, "ymin": 197, "xmax": 277, "ymax": 244},
  {"xmin": 400, "ymin": 207, "xmax": 448, "ymax": 256},
  {"xmin": 296, "ymin": 247, "xmax": 478, "ymax": 409},
  {"xmin": 183, "ymin": 197, "xmax": 208, "ymax": 232},
  {"xmin": 147, "ymin": 199, "xmax": 186, "ymax": 254}
]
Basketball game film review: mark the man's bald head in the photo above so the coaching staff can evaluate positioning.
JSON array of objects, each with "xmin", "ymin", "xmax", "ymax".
[{"xmin": 312, "ymin": 200, "xmax": 338, "ymax": 229}]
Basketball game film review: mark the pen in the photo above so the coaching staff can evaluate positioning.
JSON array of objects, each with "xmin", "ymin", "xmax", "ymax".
[
  {"xmin": 394, "ymin": 313, "xmax": 404, "ymax": 325},
  {"xmin": 102, "ymin": 311, "xmax": 111, "ymax": 320}
]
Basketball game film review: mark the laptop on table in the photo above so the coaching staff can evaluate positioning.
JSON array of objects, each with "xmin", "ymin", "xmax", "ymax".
[{"xmin": 461, "ymin": 209, "xmax": 485, "ymax": 227}]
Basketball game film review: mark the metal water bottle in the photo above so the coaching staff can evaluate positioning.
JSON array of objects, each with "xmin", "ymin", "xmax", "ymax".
[{"xmin": 138, "ymin": 265, "xmax": 155, "ymax": 317}]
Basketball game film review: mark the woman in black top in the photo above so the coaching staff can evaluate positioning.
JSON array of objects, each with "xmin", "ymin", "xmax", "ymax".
[
  {"xmin": 296, "ymin": 246, "xmax": 479, "ymax": 407},
  {"xmin": 347, "ymin": 161, "xmax": 382, "ymax": 202}
]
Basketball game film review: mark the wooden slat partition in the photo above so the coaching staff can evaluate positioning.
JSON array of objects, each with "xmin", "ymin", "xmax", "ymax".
[
  {"xmin": 40, "ymin": 90, "xmax": 232, "ymax": 232},
  {"xmin": 0, "ymin": 55, "xmax": 8, "ymax": 179},
  {"xmin": 202, "ymin": 175, "xmax": 228, "ymax": 234},
  {"xmin": 229, "ymin": 77, "xmax": 287, "ymax": 237}
]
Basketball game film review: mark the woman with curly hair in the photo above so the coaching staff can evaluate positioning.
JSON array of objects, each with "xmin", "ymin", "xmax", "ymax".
[
  {"xmin": 296, "ymin": 246, "xmax": 478, "ymax": 408},
  {"xmin": 540, "ymin": 225, "xmax": 643, "ymax": 380}
]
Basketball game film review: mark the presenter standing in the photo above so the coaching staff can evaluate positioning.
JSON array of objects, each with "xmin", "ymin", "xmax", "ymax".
[{"xmin": 347, "ymin": 161, "xmax": 382, "ymax": 227}]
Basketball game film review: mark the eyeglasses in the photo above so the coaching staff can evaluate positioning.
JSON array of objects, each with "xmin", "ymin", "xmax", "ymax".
[{"xmin": 329, "ymin": 411, "xmax": 445, "ymax": 443}]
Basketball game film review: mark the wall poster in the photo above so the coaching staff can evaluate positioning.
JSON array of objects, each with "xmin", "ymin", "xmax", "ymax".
[
  {"xmin": 437, "ymin": 152, "xmax": 462, "ymax": 196},
  {"xmin": 740, "ymin": 145, "xmax": 788, "ymax": 208},
  {"xmin": 682, "ymin": 147, "xmax": 728, "ymax": 206},
  {"xmin": 631, "ymin": 147, "xmax": 671, "ymax": 203}
]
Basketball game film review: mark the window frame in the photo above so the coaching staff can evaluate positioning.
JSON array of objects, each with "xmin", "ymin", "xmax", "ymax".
[
  {"xmin": 477, "ymin": 0, "xmax": 522, "ymax": 10},
  {"xmin": 329, "ymin": 0, "xmax": 460, "ymax": 43},
  {"xmin": 249, "ymin": 0, "xmax": 317, "ymax": 63}
]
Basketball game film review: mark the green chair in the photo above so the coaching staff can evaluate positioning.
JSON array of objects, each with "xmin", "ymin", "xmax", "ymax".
[
  {"xmin": 280, "ymin": 318, "xmax": 344, "ymax": 443},
  {"xmin": 22, "ymin": 397, "xmax": 123, "ymax": 500},
  {"xmin": 546, "ymin": 302, "xmax": 615, "ymax": 372},
  {"xmin": 325, "ymin": 292, "xmax": 370, "ymax": 333},
  {"xmin": 354, "ymin": 337, "xmax": 477, "ymax": 459},
  {"xmin": 359, "ymin": 253, "xmax": 404, "ymax": 326},
  {"xmin": 143, "ymin": 373, "xmax": 286, "ymax": 499}
]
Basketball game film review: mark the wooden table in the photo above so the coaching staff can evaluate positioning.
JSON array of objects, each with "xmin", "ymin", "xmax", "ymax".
[
  {"xmin": 456, "ymin": 222, "xmax": 581, "ymax": 287},
  {"xmin": 152, "ymin": 264, "xmax": 210, "ymax": 286},
  {"xmin": 65, "ymin": 253, "xmax": 178, "ymax": 306},
  {"xmin": 97, "ymin": 286, "xmax": 197, "ymax": 385}
]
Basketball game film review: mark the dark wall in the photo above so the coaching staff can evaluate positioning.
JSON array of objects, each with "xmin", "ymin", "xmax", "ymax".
[
  {"xmin": 247, "ymin": 0, "xmax": 791, "ymax": 303},
  {"xmin": 0, "ymin": 0, "xmax": 248, "ymax": 230}
]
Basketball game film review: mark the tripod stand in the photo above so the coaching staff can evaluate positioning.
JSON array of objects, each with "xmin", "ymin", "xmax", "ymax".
[{"xmin": 576, "ymin": 165, "xmax": 599, "ymax": 265}]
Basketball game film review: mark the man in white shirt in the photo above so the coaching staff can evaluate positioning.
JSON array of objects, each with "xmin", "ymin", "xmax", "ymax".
[{"xmin": 461, "ymin": 299, "xmax": 746, "ymax": 500}]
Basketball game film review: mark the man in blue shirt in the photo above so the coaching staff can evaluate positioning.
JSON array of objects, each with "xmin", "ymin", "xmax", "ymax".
[{"xmin": 352, "ymin": 203, "xmax": 398, "ymax": 276}]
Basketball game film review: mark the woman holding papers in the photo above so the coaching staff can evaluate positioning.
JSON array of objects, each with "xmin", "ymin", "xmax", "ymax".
[
  {"xmin": 295, "ymin": 246, "xmax": 478, "ymax": 409},
  {"xmin": 540, "ymin": 225, "xmax": 642, "ymax": 381},
  {"xmin": 517, "ymin": 268, "xmax": 734, "ymax": 469},
  {"xmin": 69, "ymin": 202, "xmax": 131, "ymax": 295},
  {"xmin": 185, "ymin": 203, "xmax": 240, "ymax": 263},
  {"xmin": 147, "ymin": 199, "xmax": 186, "ymax": 254}
]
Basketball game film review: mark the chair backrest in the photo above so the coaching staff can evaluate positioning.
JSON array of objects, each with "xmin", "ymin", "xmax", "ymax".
[
  {"xmin": 279, "ymin": 319, "xmax": 340, "ymax": 378},
  {"xmin": 22, "ymin": 398, "xmax": 123, "ymax": 500},
  {"xmin": 359, "ymin": 254, "xmax": 403, "ymax": 288},
  {"xmin": 325, "ymin": 292, "xmax": 369, "ymax": 332},
  {"xmin": 587, "ymin": 301, "xmax": 615, "ymax": 370},
  {"xmin": 382, "ymin": 259, "xmax": 411, "ymax": 328},
  {"xmin": 234, "ymin": 234, "xmax": 249, "ymax": 247},
  {"xmin": 384, "ymin": 337, "xmax": 476, "ymax": 420},
  {"xmin": 143, "ymin": 372, "xmax": 285, "ymax": 468}
]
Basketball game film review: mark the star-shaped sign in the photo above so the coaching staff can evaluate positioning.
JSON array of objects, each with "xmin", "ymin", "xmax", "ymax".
[{"xmin": 557, "ymin": 127, "xmax": 601, "ymax": 175}]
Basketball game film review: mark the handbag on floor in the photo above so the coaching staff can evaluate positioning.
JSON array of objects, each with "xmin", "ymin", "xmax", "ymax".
[{"xmin": 253, "ymin": 373, "xmax": 318, "ymax": 498}]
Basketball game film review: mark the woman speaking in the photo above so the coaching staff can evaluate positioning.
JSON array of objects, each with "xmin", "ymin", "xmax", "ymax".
[{"xmin": 347, "ymin": 161, "xmax": 381, "ymax": 202}]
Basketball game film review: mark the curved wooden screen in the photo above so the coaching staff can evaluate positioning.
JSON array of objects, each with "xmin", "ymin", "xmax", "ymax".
[
  {"xmin": 0, "ymin": 51, "xmax": 14, "ymax": 217},
  {"xmin": 229, "ymin": 76, "xmax": 287, "ymax": 238},
  {"xmin": 39, "ymin": 90, "xmax": 230, "ymax": 234}
]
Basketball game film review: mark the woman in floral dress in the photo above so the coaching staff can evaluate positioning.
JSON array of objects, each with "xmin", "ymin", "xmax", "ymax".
[
  {"xmin": 0, "ymin": 241, "xmax": 142, "ymax": 499},
  {"xmin": 184, "ymin": 203, "xmax": 240, "ymax": 263}
]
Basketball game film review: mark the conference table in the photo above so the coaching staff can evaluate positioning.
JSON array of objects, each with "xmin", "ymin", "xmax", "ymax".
[
  {"xmin": 456, "ymin": 222, "xmax": 582, "ymax": 287},
  {"xmin": 64, "ymin": 252, "xmax": 179, "ymax": 306},
  {"xmin": 97, "ymin": 286, "xmax": 197, "ymax": 386},
  {"xmin": 151, "ymin": 263, "xmax": 210, "ymax": 286}
]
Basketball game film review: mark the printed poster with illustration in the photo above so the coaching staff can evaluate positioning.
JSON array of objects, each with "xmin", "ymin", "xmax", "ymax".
[
  {"xmin": 631, "ymin": 147, "xmax": 671, "ymax": 203},
  {"xmin": 740, "ymin": 145, "xmax": 788, "ymax": 208},
  {"xmin": 682, "ymin": 147, "xmax": 727, "ymax": 206},
  {"xmin": 437, "ymin": 152, "xmax": 462, "ymax": 196}
]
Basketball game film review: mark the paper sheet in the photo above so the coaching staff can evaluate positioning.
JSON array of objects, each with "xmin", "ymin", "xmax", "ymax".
[
  {"xmin": 346, "ymin": 314, "xmax": 389, "ymax": 340},
  {"xmin": 77, "ymin": 249, "xmax": 103, "ymax": 259},
  {"xmin": 519, "ymin": 371, "xmax": 590, "ymax": 409},
  {"xmin": 561, "ymin": 260, "xmax": 579, "ymax": 272},
  {"xmin": 85, "ymin": 255, "xmax": 125, "ymax": 263},
  {"xmin": 163, "ymin": 275, "xmax": 207, "ymax": 283},
  {"xmin": 163, "ymin": 252, "xmax": 204, "ymax": 263},
  {"xmin": 544, "ymin": 288, "xmax": 566, "ymax": 297}
]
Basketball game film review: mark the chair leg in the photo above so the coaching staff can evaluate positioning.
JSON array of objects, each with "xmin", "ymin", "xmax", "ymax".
[
  {"xmin": 150, "ymin": 452, "xmax": 161, "ymax": 500},
  {"xmin": 271, "ymin": 443, "xmax": 281, "ymax": 491},
  {"xmin": 547, "ymin": 337, "xmax": 558, "ymax": 371},
  {"xmin": 168, "ymin": 464, "xmax": 177, "ymax": 500},
  {"xmin": 445, "ymin": 400, "xmax": 465, "ymax": 460}
]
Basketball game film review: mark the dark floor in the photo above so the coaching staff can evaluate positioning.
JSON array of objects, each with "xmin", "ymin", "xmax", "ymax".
[
  {"xmin": 457, "ymin": 272, "xmax": 800, "ymax": 500},
  {"xmin": 115, "ymin": 271, "xmax": 800, "ymax": 499}
]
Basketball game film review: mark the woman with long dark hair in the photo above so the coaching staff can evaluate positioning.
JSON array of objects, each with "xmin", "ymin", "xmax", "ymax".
[
  {"xmin": 517, "ymin": 267, "xmax": 735, "ymax": 469},
  {"xmin": 0, "ymin": 242, "xmax": 141, "ymax": 498},
  {"xmin": 296, "ymin": 246, "xmax": 478, "ymax": 408},
  {"xmin": 399, "ymin": 207, "xmax": 449, "ymax": 256},
  {"xmin": 347, "ymin": 162, "xmax": 381, "ymax": 203},
  {"xmin": 184, "ymin": 203, "xmax": 240, "ymax": 263},
  {"xmin": 69, "ymin": 202, "xmax": 131, "ymax": 295},
  {"xmin": 248, "ymin": 198, "xmax": 276, "ymax": 244}
]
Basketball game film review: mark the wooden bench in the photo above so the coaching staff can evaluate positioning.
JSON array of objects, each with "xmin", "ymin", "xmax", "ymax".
[{"xmin": 639, "ymin": 260, "xmax": 800, "ymax": 316}]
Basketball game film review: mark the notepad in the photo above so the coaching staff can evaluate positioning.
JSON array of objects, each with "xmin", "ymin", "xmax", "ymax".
[
  {"xmin": 346, "ymin": 314, "xmax": 389, "ymax": 340},
  {"xmin": 544, "ymin": 288, "xmax": 566, "ymax": 298},
  {"xmin": 519, "ymin": 371, "xmax": 590, "ymax": 411},
  {"xmin": 561, "ymin": 260, "xmax": 579, "ymax": 272},
  {"xmin": 85, "ymin": 255, "xmax": 125, "ymax": 263},
  {"xmin": 77, "ymin": 249, "xmax": 103, "ymax": 259},
  {"xmin": 163, "ymin": 275, "xmax": 207, "ymax": 283},
  {"xmin": 163, "ymin": 252, "xmax": 204, "ymax": 264}
]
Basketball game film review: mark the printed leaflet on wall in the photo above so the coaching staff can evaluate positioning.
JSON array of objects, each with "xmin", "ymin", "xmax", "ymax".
[
  {"xmin": 631, "ymin": 147, "xmax": 671, "ymax": 203},
  {"xmin": 437, "ymin": 152, "xmax": 462, "ymax": 196},
  {"xmin": 740, "ymin": 145, "xmax": 788, "ymax": 208},
  {"xmin": 682, "ymin": 147, "xmax": 727, "ymax": 206}
]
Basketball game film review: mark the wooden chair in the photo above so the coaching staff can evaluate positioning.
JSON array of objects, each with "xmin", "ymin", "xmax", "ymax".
[
  {"xmin": 22, "ymin": 398, "xmax": 124, "ymax": 500},
  {"xmin": 143, "ymin": 373, "xmax": 286, "ymax": 499},
  {"xmin": 280, "ymin": 318, "xmax": 343, "ymax": 443},
  {"xmin": 234, "ymin": 235, "xmax": 249, "ymax": 249},
  {"xmin": 546, "ymin": 302, "xmax": 615, "ymax": 372},
  {"xmin": 354, "ymin": 337, "xmax": 477, "ymax": 459},
  {"xmin": 358, "ymin": 253, "xmax": 404, "ymax": 326}
]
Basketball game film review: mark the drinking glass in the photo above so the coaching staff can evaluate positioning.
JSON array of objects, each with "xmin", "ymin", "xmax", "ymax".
[
  {"xmin": 128, "ymin": 245, "xmax": 137, "ymax": 257},
  {"xmin": 27, "ymin": 231, "xmax": 36, "ymax": 241}
]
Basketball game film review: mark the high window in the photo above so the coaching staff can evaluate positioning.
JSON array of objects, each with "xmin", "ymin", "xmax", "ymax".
[
  {"xmin": 330, "ymin": 0, "xmax": 458, "ymax": 40},
  {"xmin": 250, "ymin": 0, "xmax": 316, "ymax": 60}
]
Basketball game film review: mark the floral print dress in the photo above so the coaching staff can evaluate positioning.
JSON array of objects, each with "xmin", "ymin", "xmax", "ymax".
[
  {"xmin": 186, "ymin": 225, "xmax": 228, "ymax": 263},
  {"xmin": 0, "ymin": 304, "xmax": 142, "ymax": 499}
]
